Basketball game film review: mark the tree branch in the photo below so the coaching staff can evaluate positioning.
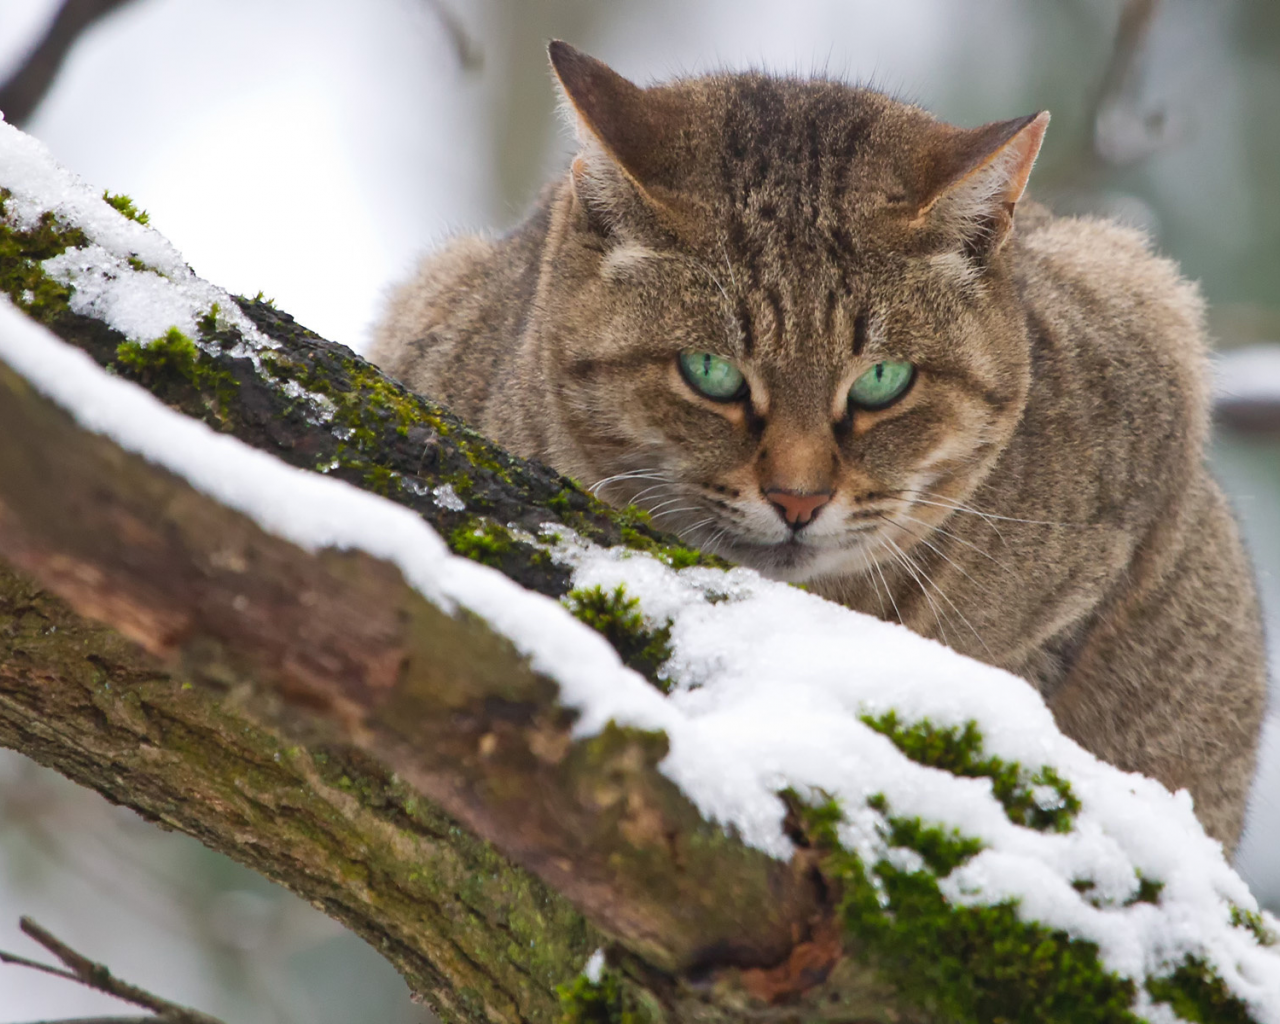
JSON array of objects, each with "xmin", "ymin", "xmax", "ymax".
[
  {"xmin": 0, "ymin": 0, "xmax": 139, "ymax": 126},
  {"xmin": 421, "ymin": 0, "xmax": 483, "ymax": 71},
  {"xmin": 0, "ymin": 343, "xmax": 821, "ymax": 979},
  {"xmin": 0, "ymin": 916, "xmax": 226, "ymax": 1024}
]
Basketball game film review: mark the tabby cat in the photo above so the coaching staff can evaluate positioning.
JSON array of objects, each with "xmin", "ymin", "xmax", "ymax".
[{"xmin": 373, "ymin": 42, "xmax": 1267, "ymax": 848}]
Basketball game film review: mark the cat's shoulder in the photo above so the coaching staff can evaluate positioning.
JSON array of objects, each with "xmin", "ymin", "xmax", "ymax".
[
  {"xmin": 369, "ymin": 233, "xmax": 497, "ymax": 368},
  {"xmin": 1014, "ymin": 206, "xmax": 1205, "ymax": 343}
]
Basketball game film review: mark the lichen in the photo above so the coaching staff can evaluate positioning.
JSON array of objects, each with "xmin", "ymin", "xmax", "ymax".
[
  {"xmin": 862, "ymin": 710, "xmax": 1081, "ymax": 833},
  {"xmin": 564, "ymin": 585, "xmax": 673, "ymax": 693}
]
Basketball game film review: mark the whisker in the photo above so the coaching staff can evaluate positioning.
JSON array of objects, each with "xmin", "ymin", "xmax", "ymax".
[
  {"xmin": 859, "ymin": 549, "xmax": 888, "ymax": 619},
  {"xmin": 880, "ymin": 494, "xmax": 1007, "ymax": 543},
  {"xmin": 629, "ymin": 483, "xmax": 680, "ymax": 505},
  {"xmin": 649, "ymin": 506, "xmax": 703, "ymax": 522},
  {"xmin": 901, "ymin": 537, "xmax": 992, "ymax": 656},
  {"xmin": 881, "ymin": 538, "xmax": 951, "ymax": 647},
  {"xmin": 647, "ymin": 495, "xmax": 695, "ymax": 516},
  {"xmin": 879, "ymin": 508, "xmax": 1014, "ymax": 575},
  {"xmin": 868, "ymin": 545, "xmax": 904, "ymax": 626},
  {"xmin": 884, "ymin": 535, "xmax": 990, "ymax": 656},
  {"xmin": 899, "ymin": 489, "xmax": 1074, "ymax": 528},
  {"xmin": 588, "ymin": 468, "xmax": 672, "ymax": 495}
]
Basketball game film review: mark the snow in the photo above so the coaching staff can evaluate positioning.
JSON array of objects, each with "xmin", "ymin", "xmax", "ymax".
[
  {"xmin": 582, "ymin": 949, "xmax": 606, "ymax": 984},
  {"xmin": 3, "ymin": 118, "xmax": 1280, "ymax": 1021},
  {"xmin": 431, "ymin": 483, "xmax": 466, "ymax": 512},
  {"xmin": 0, "ymin": 114, "xmax": 274, "ymax": 357}
]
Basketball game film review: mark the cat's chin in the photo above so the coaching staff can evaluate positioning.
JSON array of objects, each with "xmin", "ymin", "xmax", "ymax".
[{"xmin": 711, "ymin": 535, "xmax": 870, "ymax": 585}]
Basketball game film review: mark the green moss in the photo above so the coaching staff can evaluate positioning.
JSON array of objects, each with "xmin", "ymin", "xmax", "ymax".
[
  {"xmin": 1147, "ymin": 958, "xmax": 1255, "ymax": 1024},
  {"xmin": 564, "ymin": 585, "xmax": 673, "ymax": 693},
  {"xmin": 0, "ymin": 190, "xmax": 88, "ymax": 323},
  {"xmin": 363, "ymin": 464, "xmax": 398, "ymax": 496},
  {"xmin": 616, "ymin": 526, "xmax": 707, "ymax": 570},
  {"xmin": 198, "ymin": 301, "xmax": 220, "ymax": 336},
  {"xmin": 102, "ymin": 190, "xmax": 150, "ymax": 225},
  {"xmin": 260, "ymin": 348, "xmax": 460, "ymax": 480},
  {"xmin": 874, "ymin": 801, "xmax": 984, "ymax": 875},
  {"xmin": 787, "ymin": 790, "xmax": 1263, "ymax": 1024},
  {"xmin": 115, "ymin": 327, "xmax": 239, "ymax": 415},
  {"xmin": 546, "ymin": 489, "xmax": 576, "ymax": 516},
  {"xmin": 615, "ymin": 505, "xmax": 653, "ymax": 530},
  {"xmin": 1230, "ymin": 906, "xmax": 1277, "ymax": 946},
  {"xmin": 1073, "ymin": 874, "xmax": 1165, "ymax": 911},
  {"xmin": 439, "ymin": 471, "xmax": 474, "ymax": 498},
  {"xmin": 449, "ymin": 517, "xmax": 515, "ymax": 569},
  {"xmin": 1128, "ymin": 876, "xmax": 1165, "ymax": 907},
  {"xmin": 557, "ymin": 968, "xmax": 650, "ymax": 1024},
  {"xmin": 863, "ymin": 711, "xmax": 1081, "ymax": 833},
  {"xmin": 792, "ymin": 793, "xmax": 1142, "ymax": 1024}
]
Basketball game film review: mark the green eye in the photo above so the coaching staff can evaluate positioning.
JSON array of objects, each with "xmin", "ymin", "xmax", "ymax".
[
  {"xmin": 849, "ymin": 360, "xmax": 915, "ymax": 410},
  {"xmin": 678, "ymin": 351, "xmax": 747, "ymax": 401}
]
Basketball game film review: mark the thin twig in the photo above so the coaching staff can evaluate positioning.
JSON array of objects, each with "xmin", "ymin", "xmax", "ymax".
[
  {"xmin": 1035, "ymin": 0, "xmax": 1168, "ymax": 192},
  {"xmin": 421, "ymin": 0, "xmax": 483, "ymax": 71},
  {"xmin": 1090, "ymin": 0, "xmax": 1174, "ymax": 166},
  {"xmin": 0, "ymin": 917, "xmax": 227, "ymax": 1024},
  {"xmin": 0, "ymin": 0, "xmax": 140, "ymax": 126},
  {"xmin": 19, "ymin": 1019, "xmax": 158, "ymax": 1023}
]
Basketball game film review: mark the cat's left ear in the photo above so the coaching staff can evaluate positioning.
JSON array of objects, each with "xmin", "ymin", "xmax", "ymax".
[{"xmin": 912, "ymin": 111, "xmax": 1050, "ymax": 259}]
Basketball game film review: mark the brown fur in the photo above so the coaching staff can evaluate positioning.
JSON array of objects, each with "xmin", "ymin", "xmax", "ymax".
[{"xmin": 372, "ymin": 44, "xmax": 1267, "ymax": 848}]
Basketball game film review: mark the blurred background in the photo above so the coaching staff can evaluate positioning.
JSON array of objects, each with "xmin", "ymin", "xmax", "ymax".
[{"xmin": 0, "ymin": 0, "xmax": 1277, "ymax": 1020}]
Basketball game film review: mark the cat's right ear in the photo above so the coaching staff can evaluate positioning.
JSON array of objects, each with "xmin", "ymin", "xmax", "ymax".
[{"xmin": 548, "ymin": 41, "xmax": 688, "ymax": 235}]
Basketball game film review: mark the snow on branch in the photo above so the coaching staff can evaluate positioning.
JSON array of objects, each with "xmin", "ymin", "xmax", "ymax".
[{"xmin": 2, "ymin": 114, "xmax": 1279, "ymax": 1023}]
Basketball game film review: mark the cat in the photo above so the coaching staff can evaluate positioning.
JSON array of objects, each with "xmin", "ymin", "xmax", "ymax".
[{"xmin": 371, "ymin": 42, "xmax": 1268, "ymax": 849}]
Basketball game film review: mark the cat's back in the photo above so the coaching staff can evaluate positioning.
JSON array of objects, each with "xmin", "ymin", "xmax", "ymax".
[
  {"xmin": 370, "ymin": 193, "xmax": 553, "ymax": 424},
  {"xmin": 1010, "ymin": 212, "xmax": 1213, "ymax": 494},
  {"xmin": 1016, "ymin": 212, "xmax": 1209, "ymax": 402}
]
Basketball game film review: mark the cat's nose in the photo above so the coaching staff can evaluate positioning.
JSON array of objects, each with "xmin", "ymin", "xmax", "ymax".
[{"xmin": 764, "ymin": 488, "xmax": 832, "ymax": 528}]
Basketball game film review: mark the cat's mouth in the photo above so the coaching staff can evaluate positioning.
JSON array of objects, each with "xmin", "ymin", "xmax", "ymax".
[{"xmin": 707, "ymin": 525, "xmax": 881, "ymax": 582}]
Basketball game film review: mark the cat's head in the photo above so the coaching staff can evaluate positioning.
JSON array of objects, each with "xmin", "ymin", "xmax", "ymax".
[{"xmin": 537, "ymin": 42, "xmax": 1047, "ymax": 583}]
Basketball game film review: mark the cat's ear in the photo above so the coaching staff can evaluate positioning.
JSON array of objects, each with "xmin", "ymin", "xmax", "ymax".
[
  {"xmin": 548, "ymin": 41, "xmax": 688, "ymax": 233},
  {"xmin": 912, "ymin": 111, "xmax": 1049, "ymax": 260}
]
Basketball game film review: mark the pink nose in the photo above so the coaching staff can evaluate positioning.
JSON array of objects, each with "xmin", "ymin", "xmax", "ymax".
[{"xmin": 765, "ymin": 489, "xmax": 832, "ymax": 527}]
